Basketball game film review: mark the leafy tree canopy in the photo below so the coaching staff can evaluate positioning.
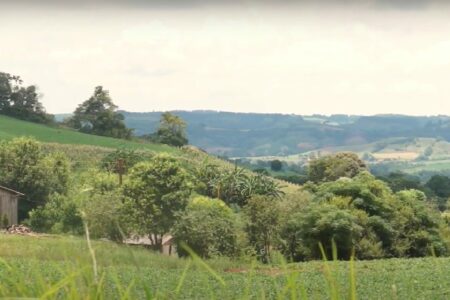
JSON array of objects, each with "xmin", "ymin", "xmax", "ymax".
[
  {"xmin": 286, "ymin": 172, "xmax": 448, "ymax": 260},
  {"xmin": 68, "ymin": 86, "xmax": 132, "ymax": 139},
  {"xmin": 0, "ymin": 72, "xmax": 53, "ymax": 124},
  {"xmin": 156, "ymin": 112, "xmax": 188, "ymax": 147},
  {"xmin": 122, "ymin": 154, "xmax": 192, "ymax": 249},
  {"xmin": 308, "ymin": 152, "xmax": 367, "ymax": 183},
  {"xmin": 270, "ymin": 159, "xmax": 283, "ymax": 171},
  {"xmin": 0, "ymin": 138, "xmax": 70, "ymax": 220},
  {"xmin": 426, "ymin": 175, "xmax": 450, "ymax": 198},
  {"xmin": 173, "ymin": 196, "xmax": 238, "ymax": 258},
  {"xmin": 244, "ymin": 195, "xmax": 280, "ymax": 262}
]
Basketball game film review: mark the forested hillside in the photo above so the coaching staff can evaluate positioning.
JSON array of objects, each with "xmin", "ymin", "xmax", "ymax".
[{"xmin": 108, "ymin": 111, "xmax": 450, "ymax": 157}]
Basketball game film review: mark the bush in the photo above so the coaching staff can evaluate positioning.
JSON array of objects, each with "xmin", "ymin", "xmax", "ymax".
[
  {"xmin": 173, "ymin": 196, "xmax": 238, "ymax": 258},
  {"xmin": 270, "ymin": 160, "xmax": 283, "ymax": 171},
  {"xmin": 81, "ymin": 191, "xmax": 125, "ymax": 242},
  {"xmin": 27, "ymin": 193, "xmax": 83, "ymax": 234},
  {"xmin": 282, "ymin": 204, "xmax": 363, "ymax": 260},
  {"xmin": 244, "ymin": 195, "xmax": 280, "ymax": 262},
  {"xmin": 0, "ymin": 138, "xmax": 70, "ymax": 220},
  {"xmin": 290, "ymin": 173, "xmax": 449, "ymax": 260}
]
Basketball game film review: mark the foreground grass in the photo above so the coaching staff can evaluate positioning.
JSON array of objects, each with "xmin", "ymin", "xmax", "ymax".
[{"xmin": 0, "ymin": 234, "xmax": 449, "ymax": 299}]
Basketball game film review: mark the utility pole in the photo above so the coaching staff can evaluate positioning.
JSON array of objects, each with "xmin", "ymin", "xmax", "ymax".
[{"xmin": 116, "ymin": 158, "xmax": 125, "ymax": 186}]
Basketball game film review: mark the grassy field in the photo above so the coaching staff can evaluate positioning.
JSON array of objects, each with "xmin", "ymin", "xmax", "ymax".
[
  {"xmin": 0, "ymin": 233, "xmax": 449, "ymax": 299},
  {"xmin": 0, "ymin": 115, "xmax": 178, "ymax": 153}
]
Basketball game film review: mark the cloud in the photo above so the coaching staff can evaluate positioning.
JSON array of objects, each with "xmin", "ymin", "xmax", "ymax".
[
  {"xmin": 2, "ymin": 0, "xmax": 446, "ymax": 10},
  {"xmin": 125, "ymin": 66, "xmax": 176, "ymax": 78}
]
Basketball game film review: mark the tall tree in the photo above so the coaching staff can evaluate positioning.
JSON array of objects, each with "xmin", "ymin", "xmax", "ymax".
[
  {"xmin": 68, "ymin": 86, "xmax": 132, "ymax": 139},
  {"xmin": 0, "ymin": 72, "xmax": 52, "ymax": 124},
  {"xmin": 244, "ymin": 195, "xmax": 280, "ymax": 262},
  {"xmin": 122, "ymin": 155, "xmax": 192, "ymax": 250},
  {"xmin": 156, "ymin": 112, "xmax": 188, "ymax": 146}
]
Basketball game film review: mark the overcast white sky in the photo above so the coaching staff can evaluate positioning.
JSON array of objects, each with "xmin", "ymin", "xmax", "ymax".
[{"xmin": 2, "ymin": 0, "xmax": 450, "ymax": 115}]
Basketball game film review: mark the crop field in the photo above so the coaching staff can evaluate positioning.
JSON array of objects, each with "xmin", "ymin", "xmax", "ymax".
[
  {"xmin": 0, "ymin": 234, "xmax": 449, "ymax": 299},
  {"xmin": 0, "ymin": 115, "xmax": 178, "ymax": 154},
  {"xmin": 372, "ymin": 151, "xmax": 419, "ymax": 161}
]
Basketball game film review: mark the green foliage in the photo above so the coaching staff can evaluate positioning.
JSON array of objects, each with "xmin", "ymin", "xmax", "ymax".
[
  {"xmin": 379, "ymin": 172, "xmax": 424, "ymax": 192},
  {"xmin": 0, "ymin": 138, "xmax": 70, "ymax": 219},
  {"xmin": 291, "ymin": 172, "xmax": 448, "ymax": 260},
  {"xmin": 270, "ymin": 159, "xmax": 283, "ymax": 171},
  {"xmin": 82, "ymin": 191, "xmax": 124, "ymax": 242},
  {"xmin": 100, "ymin": 149, "xmax": 150, "ymax": 174},
  {"xmin": 67, "ymin": 86, "xmax": 132, "ymax": 139},
  {"xmin": 243, "ymin": 195, "xmax": 280, "ymax": 262},
  {"xmin": 155, "ymin": 112, "xmax": 188, "ymax": 146},
  {"xmin": 282, "ymin": 204, "xmax": 363, "ymax": 260},
  {"xmin": 173, "ymin": 196, "xmax": 238, "ymax": 258},
  {"xmin": 426, "ymin": 175, "xmax": 450, "ymax": 198},
  {"xmin": 0, "ymin": 72, "xmax": 53, "ymax": 124},
  {"xmin": 196, "ymin": 165, "xmax": 284, "ymax": 206},
  {"xmin": 27, "ymin": 193, "xmax": 83, "ymax": 234},
  {"xmin": 274, "ymin": 174, "xmax": 308, "ymax": 185},
  {"xmin": 392, "ymin": 190, "xmax": 447, "ymax": 257},
  {"xmin": 122, "ymin": 154, "xmax": 192, "ymax": 248},
  {"xmin": 308, "ymin": 152, "xmax": 367, "ymax": 183},
  {"xmin": 76, "ymin": 170, "xmax": 126, "ymax": 241}
]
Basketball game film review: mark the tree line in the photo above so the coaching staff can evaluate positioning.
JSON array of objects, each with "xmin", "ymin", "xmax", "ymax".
[
  {"xmin": 1, "ymin": 138, "xmax": 449, "ymax": 262},
  {"xmin": 0, "ymin": 71, "xmax": 188, "ymax": 147}
]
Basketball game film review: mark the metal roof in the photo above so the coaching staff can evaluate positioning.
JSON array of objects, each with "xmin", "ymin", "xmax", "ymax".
[{"xmin": 0, "ymin": 185, "xmax": 24, "ymax": 196}]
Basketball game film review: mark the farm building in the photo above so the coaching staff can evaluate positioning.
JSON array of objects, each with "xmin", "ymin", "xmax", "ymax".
[
  {"xmin": 125, "ymin": 235, "xmax": 176, "ymax": 256},
  {"xmin": 0, "ymin": 186, "xmax": 23, "ymax": 226}
]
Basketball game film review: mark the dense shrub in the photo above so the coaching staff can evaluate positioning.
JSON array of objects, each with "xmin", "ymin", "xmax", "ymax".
[
  {"xmin": 0, "ymin": 138, "xmax": 70, "ymax": 219},
  {"xmin": 270, "ymin": 160, "xmax": 283, "ymax": 171},
  {"xmin": 282, "ymin": 204, "xmax": 363, "ymax": 260},
  {"xmin": 28, "ymin": 193, "xmax": 83, "ymax": 234},
  {"xmin": 284, "ymin": 172, "xmax": 448, "ymax": 260},
  {"xmin": 82, "ymin": 191, "xmax": 125, "ymax": 242},
  {"xmin": 173, "ymin": 196, "xmax": 238, "ymax": 258},
  {"xmin": 244, "ymin": 195, "xmax": 280, "ymax": 262}
]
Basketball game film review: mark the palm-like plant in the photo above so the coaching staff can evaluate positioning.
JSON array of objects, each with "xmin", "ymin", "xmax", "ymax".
[{"xmin": 196, "ymin": 162, "xmax": 284, "ymax": 206}]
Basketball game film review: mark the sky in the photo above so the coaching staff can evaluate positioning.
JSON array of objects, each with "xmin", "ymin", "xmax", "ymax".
[{"xmin": 2, "ymin": 0, "xmax": 450, "ymax": 115}]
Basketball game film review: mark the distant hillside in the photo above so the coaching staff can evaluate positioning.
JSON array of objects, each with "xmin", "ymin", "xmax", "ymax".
[
  {"xmin": 242, "ymin": 137, "xmax": 450, "ymax": 179},
  {"xmin": 112, "ymin": 111, "xmax": 450, "ymax": 157}
]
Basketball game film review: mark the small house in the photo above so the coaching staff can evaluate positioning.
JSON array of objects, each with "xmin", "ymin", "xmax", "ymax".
[
  {"xmin": 0, "ymin": 186, "xmax": 23, "ymax": 226},
  {"xmin": 125, "ymin": 234, "xmax": 177, "ymax": 256}
]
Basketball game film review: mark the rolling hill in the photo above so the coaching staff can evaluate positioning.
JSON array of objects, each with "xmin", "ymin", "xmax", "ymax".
[
  {"xmin": 241, "ymin": 137, "xmax": 450, "ymax": 179},
  {"xmin": 0, "ymin": 115, "xmax": 178, "ymax": 153},
  {"xmin": 113, "ymin": 111, "xmax": 450, "ymax": 157},
  {"xmin": 0, "ymin": 114, "xmax": 300, "ymax": 194}
]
